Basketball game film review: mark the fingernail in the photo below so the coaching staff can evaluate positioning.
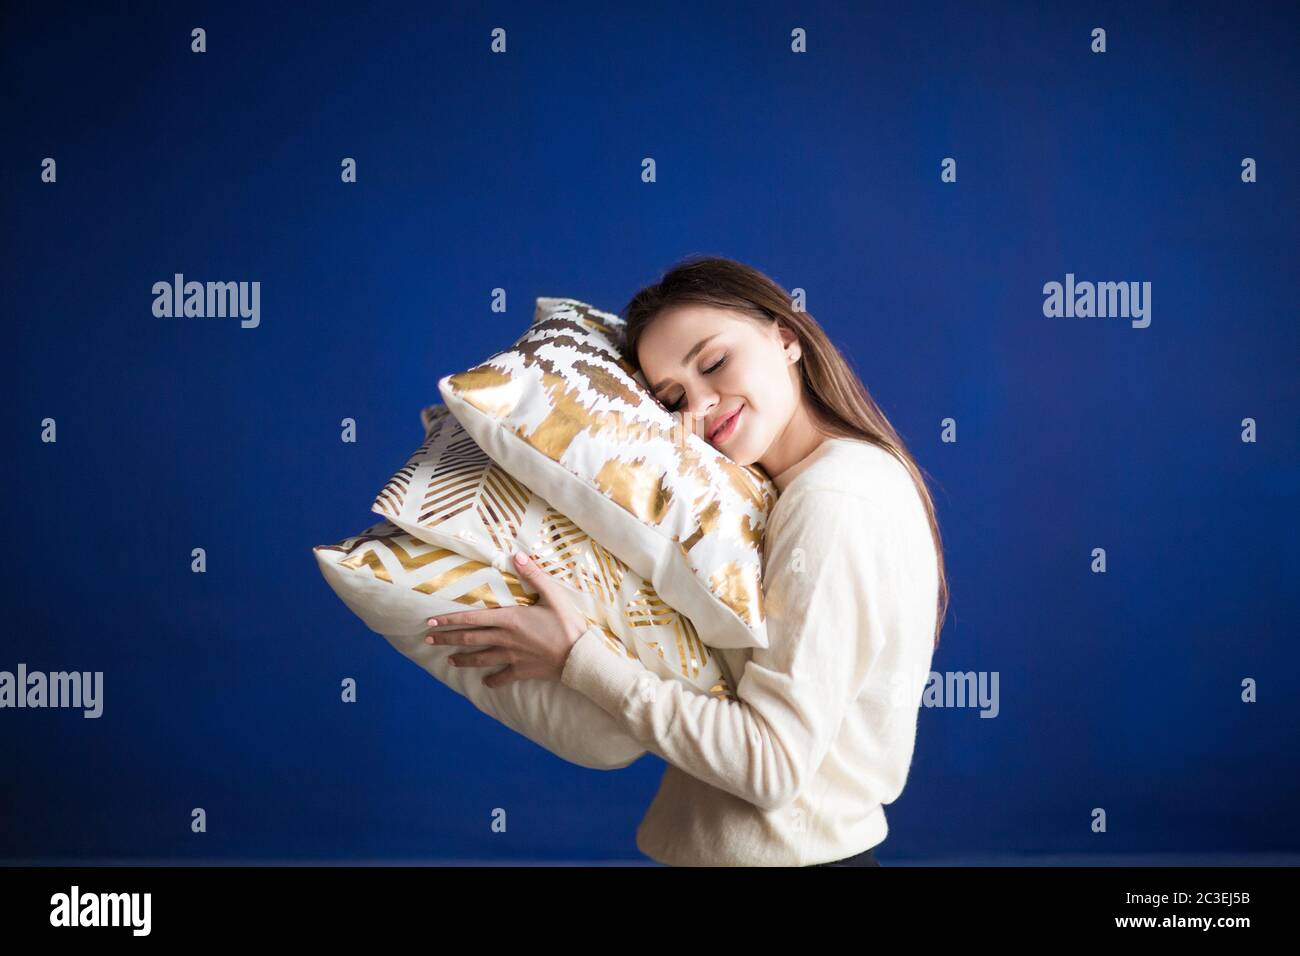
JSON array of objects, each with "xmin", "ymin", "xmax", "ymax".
[
  {"xmin": 514, "ymin": 552, "xmax": 529, "ymax": 565},
  {"xmin": 427, "ymin": 617, "xmax": 437, "ymax": 626}
]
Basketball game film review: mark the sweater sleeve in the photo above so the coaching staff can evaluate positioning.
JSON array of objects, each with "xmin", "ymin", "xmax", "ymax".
[{"xmin": 560, "ymin": 485, "xmax": 907, "ymax": 811}]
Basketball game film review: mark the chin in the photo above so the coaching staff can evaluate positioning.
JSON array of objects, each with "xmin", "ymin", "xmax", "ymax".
[
  {"xmin": 716, "ymin": 438, "xmax": 757, "ymax": 465},
  {"xmin": 709, "ymin": 414, "xmax": 762, "ymax": 464}
]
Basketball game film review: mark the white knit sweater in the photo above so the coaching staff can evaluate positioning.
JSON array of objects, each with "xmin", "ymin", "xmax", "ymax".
[{"xmin": 559, "ymin": 436, "xmax": 941, "ymax": 866}]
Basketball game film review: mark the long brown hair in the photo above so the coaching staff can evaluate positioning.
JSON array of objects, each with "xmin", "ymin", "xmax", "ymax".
[{"xmin": 621, "ymin": 254, "xmax": 948, "ymax": 650}]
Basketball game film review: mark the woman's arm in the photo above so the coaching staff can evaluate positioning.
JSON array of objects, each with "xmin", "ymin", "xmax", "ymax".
[{"xmin": 560, "ymin": 484, "xmax": 934, "ymax": 811}]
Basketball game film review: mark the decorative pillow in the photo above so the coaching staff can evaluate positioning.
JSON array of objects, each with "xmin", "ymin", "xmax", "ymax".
[
  {"xmin": 437, "ymin": 296, "xmax": 778, "ymax": 650},
  {"xmin": 314, "ymin": 519, "xmax": 646, "ymax": 770},
  {"xmin": 370, "ymin": 403, "xmax": 734, "ymax": 698}
]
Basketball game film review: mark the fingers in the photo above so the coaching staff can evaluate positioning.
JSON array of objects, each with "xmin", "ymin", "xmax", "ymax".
[
  {"xmin": 426, "ymin": 607, "xmax": 518, "ymax": 631},
  {"xmin": 481, "ymin": 663, "xmax": 520, "ymax": 689},
  {"xmin": 425, "ymin": 626, "xmax": 512, "ymax": 647},
  {"xmin": 442, "ymin": 643, "xmax": 534, "ymax": 688},
  {"xmin": 509, "ymin": 551, "xmax": 553, "ymax": 596},
  {"xmin": 450, "ymin": 648, "xmax": 513, "ymax": 669},
  {"xmin": 425, "ymin": 554, "xmax": 549, "ymax": 634}
]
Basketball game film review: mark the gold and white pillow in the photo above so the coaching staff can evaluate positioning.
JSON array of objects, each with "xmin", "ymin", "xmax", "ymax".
[
  {"xmin": 370, "ymin": 403, "xmax": 734, "ymax": 698},
  {"xmin": 437, "ymin": 296, "xmax": 778, "ymax": 650},
  {"xmin": 313, "ymin": 519, "xmax": 645, "ymax": 770}
]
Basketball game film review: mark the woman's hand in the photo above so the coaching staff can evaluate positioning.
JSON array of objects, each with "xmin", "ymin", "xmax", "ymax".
[{"xmin": 423, "ymin": 551, "xmax": 589, "ymax": 687}]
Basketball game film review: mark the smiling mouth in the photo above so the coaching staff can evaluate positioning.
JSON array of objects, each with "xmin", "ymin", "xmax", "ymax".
[{"xmin": 710, "ymin": 406, "xmax": 742, "ymax": 443}]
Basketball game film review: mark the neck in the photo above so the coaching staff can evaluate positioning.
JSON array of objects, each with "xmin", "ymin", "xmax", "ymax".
[{"xmin": 762, "ymin": 403, "xmax": 831, "ymax": 492}]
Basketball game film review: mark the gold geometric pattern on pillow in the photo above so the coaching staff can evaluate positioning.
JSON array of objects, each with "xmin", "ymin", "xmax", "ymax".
[
  {"xmin": 373, "ymin": 403, "xmax": 531, "ymax": 557},
  {"xmin": 323, "ymin": 521, "xmax": 539, "ymax": 610},
  {"xmin": 369, "ymin": 404, "xmax": 735, "ymax": 697},
  {"xmin": 437, "ymin": 296, "xmax": 778, "ymax": 651},
  {"xmin": 314, "ymin": 520, "xmax": 649, "ymax": 770}
]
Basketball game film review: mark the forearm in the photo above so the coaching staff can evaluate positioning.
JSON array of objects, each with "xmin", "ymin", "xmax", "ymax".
[{"xmin": 560, "ymin": 626, "xmax": 805, "ymax": 810}]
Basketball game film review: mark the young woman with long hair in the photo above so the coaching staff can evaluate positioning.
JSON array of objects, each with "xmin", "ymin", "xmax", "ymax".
[{"xmin": 425, "ymin": 255, "xmax": 948, "ymax": 866}]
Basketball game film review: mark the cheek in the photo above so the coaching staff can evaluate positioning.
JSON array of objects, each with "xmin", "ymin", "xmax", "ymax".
[
  {"xmin": 741, "ymin": 356, "xmax": 798, "ymax": 427},
  {"xmin": 726, "ymin": 353, "xmax": 782, "ymax": 404},
  {"xmin": 719, "ymin": 359, "xmax": 756, "ymax": 399}
]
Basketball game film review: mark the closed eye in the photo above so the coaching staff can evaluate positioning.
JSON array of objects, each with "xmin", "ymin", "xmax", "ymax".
[{"xmin": 663, "ymin": 356, "xmax": 726, "ymax": 413}]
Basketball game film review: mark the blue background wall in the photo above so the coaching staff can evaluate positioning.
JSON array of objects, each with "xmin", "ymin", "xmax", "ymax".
[{"xmin": 3, "ymin": 1, "xmax": 1296, "ymax": 863}]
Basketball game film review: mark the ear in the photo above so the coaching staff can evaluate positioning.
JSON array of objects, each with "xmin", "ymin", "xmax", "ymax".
[{"xmin": 777, "ymin": 326, "xmax": 801, "ymax": 362}]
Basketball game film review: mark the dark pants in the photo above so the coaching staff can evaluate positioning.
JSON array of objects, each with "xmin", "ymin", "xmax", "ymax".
[{"xmin": 811, "ymin": 845, "xmax": 881, "ymax": 867}]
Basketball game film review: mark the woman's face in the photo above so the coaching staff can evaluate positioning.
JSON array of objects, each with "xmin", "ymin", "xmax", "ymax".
[{"xmin": 637, "ymin": 304, "xmax": 801, "ymax": 468}]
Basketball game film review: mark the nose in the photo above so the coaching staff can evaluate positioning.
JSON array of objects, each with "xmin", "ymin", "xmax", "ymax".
[{"xmin": 678, "ymin": 387, "xmax": 719, "ymax": 431}]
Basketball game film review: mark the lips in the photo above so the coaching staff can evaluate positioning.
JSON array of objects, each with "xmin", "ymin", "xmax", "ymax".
[{"xmin": 709, "ymin": 406, "xmax": 742, "ymax": 443}]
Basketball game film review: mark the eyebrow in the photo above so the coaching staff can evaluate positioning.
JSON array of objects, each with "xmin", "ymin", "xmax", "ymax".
[{"xmin": 649, "ymin": 334, "xmax": 719, "ymax": 394}]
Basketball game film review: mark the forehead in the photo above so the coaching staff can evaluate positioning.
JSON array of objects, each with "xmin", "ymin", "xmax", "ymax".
[{"xmin": 637, "ymin": 305, "xmax": 754, "ymax": 367}]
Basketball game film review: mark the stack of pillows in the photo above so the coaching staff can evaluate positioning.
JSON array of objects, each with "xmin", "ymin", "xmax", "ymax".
[{"xmin": 313, "ymin": 297, "xmax": 779, "ymax": 769}]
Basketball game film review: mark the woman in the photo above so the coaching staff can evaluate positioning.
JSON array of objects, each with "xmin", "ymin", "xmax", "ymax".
[{"xmin": 424, "ymin": 255, "xmax": 949, "ymax": 867}]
